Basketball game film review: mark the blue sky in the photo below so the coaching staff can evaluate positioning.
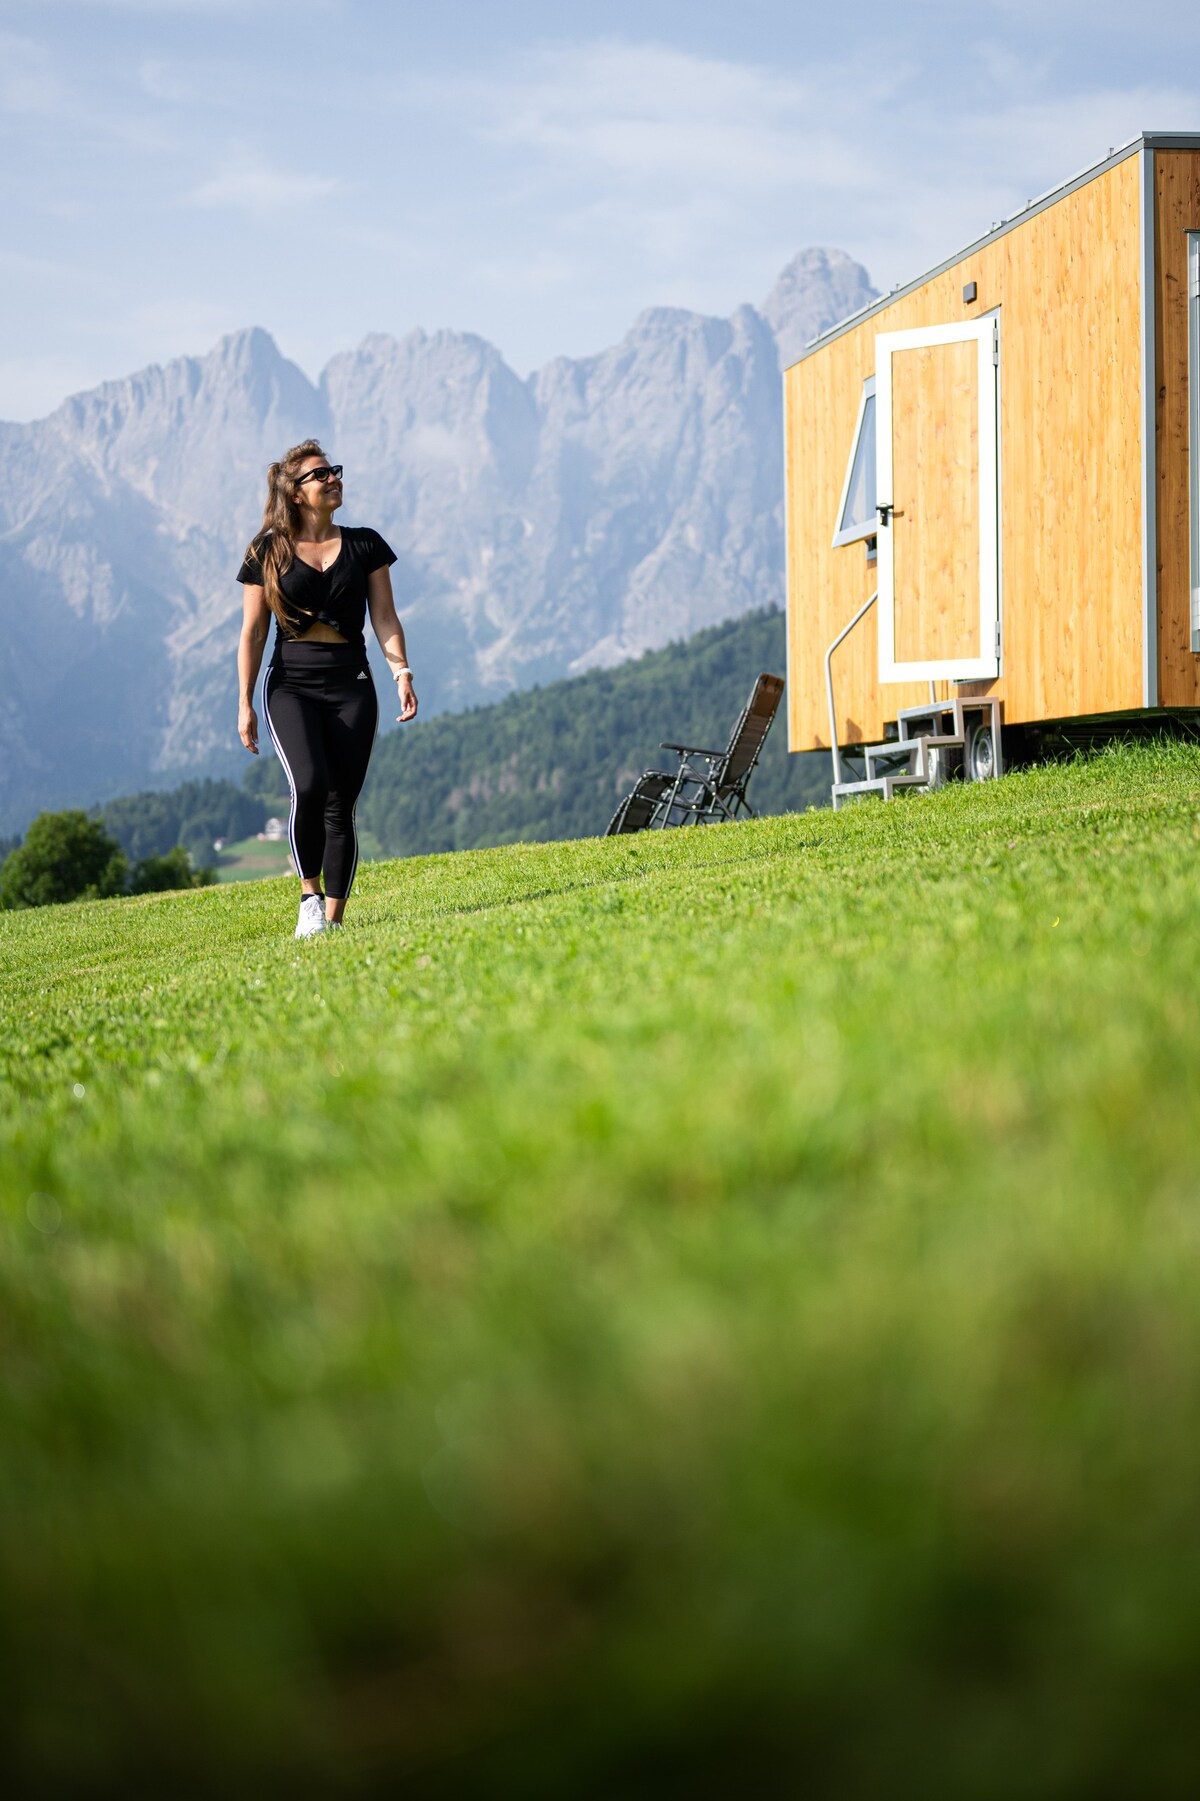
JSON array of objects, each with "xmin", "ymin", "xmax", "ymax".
[{"xmin": 3, "ymin": 0, "xmax": 1199, "ymax": 420}]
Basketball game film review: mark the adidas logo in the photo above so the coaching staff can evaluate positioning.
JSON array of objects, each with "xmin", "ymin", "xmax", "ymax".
[{"xmin": 356, "ymin": 671, "xmax": 369, "ymax": 680}]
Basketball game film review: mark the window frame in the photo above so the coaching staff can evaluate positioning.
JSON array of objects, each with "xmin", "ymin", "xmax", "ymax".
[{"xmin": 831, "ymin": 376, "xmax": 877, "ymax": 549}]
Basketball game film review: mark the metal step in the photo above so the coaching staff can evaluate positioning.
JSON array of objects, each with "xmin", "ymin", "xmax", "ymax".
[
  {"xmin": 832, "ymin": 772, "xmax": 929, "ymax": 810},
  {"xmin": 864, "ymin": 734, "xmax": 964, "ymax": 778},
  {"xmin": 832, "ymin": 700, "xmax": 1004, "ymax": 809},
  {"xmin": 896, "ymin": 698, "xmax": 1004, "ymax": 782},
  {"xmin": 898, "ymin": 699, "xmax": 960, "ymax": 738},
  {"xmin": 863, "ymin": 740, "xmax": 921, "ymax": 776}
]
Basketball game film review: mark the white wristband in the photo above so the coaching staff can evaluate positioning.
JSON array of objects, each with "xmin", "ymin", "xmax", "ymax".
[{"xmin": 394, "ymin": 666, "xmax": 413, "ymax": 680}]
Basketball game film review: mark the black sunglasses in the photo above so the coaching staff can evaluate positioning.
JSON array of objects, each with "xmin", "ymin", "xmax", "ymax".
[{"xmin": 295, "ymin": 464, "xmax": 343, "ymax": 487}]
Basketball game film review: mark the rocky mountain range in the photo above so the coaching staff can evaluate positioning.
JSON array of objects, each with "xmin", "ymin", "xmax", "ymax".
[{"xmin": 0, "ymin": 246, "xmax": 875, "ymax": 834}]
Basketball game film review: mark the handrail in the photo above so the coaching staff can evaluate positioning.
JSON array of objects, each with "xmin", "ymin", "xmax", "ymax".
[{"xmin": 824, "ymin": 589, "xmax": 878, "ymax": 787}]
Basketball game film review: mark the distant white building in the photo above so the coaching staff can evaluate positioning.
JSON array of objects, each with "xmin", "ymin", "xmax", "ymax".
[{"xmin": 258, "ymin": 817, "xmax": 286, "ymax": 842}]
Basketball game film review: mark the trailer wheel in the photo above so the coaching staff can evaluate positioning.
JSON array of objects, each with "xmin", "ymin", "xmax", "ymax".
[
  {"xmin": 965, "ymin": 717, "xmax": 997, "ymax": 782},
  {"xmin": 924, "ymin": 742, "xmax": 963, "ymax": 789}
]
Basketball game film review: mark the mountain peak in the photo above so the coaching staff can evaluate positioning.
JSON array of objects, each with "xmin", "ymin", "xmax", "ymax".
[
  {"xmin": 760, "ymin": 247, "xmax": 878, "ymax": 370},
  {"xmin": 205, "ymin": 325, "xmax": 283, "ymax": 368}
]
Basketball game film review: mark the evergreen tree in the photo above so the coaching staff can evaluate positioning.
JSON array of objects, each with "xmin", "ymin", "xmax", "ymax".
[
  {"xmin": 241, "ymin": 758, "xmax": 290, "ymax": 811},
  {"xmin": 0, "ymin": 812, "xmax": 128, "ymax": 909},
  {"xmin": 129, "ymin": 847, "xmax": 215, "ymax": 894}
]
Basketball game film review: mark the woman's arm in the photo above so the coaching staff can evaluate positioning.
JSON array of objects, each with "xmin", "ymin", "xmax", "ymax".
[
  {"xmin": 238, "ymin": 584, "xmax": 271, "ymax": 754},
  {"xmin": 367, "ymin": 566, "xmax": 418, "ymax": 723}
]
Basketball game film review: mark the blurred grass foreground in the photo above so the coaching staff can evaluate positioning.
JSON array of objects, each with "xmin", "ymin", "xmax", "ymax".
[{"xmin": 4, "ymin": 742, "xmax": 1200, "ymax": 1796}]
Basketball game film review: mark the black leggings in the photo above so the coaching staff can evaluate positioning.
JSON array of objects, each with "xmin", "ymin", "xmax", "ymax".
[{"xmin": 262, "ymin": 642, "xmax": 378, "ymax": 899}]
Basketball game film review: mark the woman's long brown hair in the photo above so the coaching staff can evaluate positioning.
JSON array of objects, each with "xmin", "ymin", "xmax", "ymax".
[{"xmin": 245, "ymin": 439, "xmax": 329, "ymax": 630}]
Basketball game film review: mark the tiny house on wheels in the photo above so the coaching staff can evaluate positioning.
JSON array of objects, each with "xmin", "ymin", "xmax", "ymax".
[{"xmin": 784, "ymin": 133, "xmax": 1200, "ymax": 805}]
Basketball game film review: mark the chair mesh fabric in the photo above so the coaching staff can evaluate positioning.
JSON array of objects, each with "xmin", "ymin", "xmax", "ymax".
[
  {"xmin": 605, "ymin": 772, "xmax": 672, "ymax": 834},
  {"xmin": 719, "ymin": 675, "xmax": 785, "ymax": 790}
]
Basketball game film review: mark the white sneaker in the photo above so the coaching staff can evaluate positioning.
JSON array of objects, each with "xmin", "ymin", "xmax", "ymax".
[{"xmin": 294, "ymin": 894, "xmax": 327, "ymax": 939}]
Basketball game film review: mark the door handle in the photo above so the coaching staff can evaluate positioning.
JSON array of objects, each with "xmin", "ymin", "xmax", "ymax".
[{"xmin": 877, "ymin": 503, "xmax": 905, "ymax": 525}]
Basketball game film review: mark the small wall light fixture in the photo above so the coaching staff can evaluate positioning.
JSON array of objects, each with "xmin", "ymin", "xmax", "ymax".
[{"xmin": 963, "ymin": 281, "xmax": 978, "ymax": 304}]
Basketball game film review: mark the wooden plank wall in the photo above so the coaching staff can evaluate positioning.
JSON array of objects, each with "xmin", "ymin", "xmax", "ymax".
[
  {"xmin": 891, "ymin": 339, "xmax": 980, "ymax": 665},
  {"xmin": 1155, "ymin": 150, "xmax": 1200, "ymax": 706},
  {"xmin": 785, "ymin": 155, "xmax": 1144, "ymax": 751}
]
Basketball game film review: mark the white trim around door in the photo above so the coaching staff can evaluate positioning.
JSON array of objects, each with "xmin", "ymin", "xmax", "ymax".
[{"xmin": 876, "ymin": 316, "xmax": 1001, "ymax": 685}]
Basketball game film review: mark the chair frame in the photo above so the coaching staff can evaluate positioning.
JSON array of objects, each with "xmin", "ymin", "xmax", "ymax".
[{"xmin": 608, "ymin": 673, "xmax": 785, "ymax": 832}]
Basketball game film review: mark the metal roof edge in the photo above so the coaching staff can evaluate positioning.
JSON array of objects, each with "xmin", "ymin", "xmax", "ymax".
[{"xmin": 789, "ymin": 132, "xmax": 1198, "ymax": 368}]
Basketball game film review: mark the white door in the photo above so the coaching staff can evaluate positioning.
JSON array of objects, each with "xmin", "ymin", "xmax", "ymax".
[{"xmin": 876, "ymin": 318, "xmax": 1000, "ymax": 684}]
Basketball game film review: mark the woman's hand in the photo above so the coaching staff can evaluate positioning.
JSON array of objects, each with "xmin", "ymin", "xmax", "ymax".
[
  {"xmin": 239, "ymin": 701, "xmax": 259, "ymax": 754},
  {"xmin": 396, "ymin": 675, "xmax": 418, "ymax": 724}
]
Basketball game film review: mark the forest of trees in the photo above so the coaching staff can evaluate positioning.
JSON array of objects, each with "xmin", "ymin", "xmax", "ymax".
[
  {"xmin": 357, "ymin": 607, "xmax": 829, "ymax": 857},
  {"xmin": 97, "ymin": 779, "xmax": 268, "ymax": 866}
]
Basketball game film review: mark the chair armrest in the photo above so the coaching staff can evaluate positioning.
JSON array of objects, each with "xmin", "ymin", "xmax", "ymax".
[{"xmin": 660, "ymin": 741, "xmax": 724, "ymax": 758}]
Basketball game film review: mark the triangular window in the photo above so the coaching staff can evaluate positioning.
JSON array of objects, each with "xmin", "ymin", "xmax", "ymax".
[{"xmin": 832, "ymin": 377, "xmax": 877, "ymax": 547}]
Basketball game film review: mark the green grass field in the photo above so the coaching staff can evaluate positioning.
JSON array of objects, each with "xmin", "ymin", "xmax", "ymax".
[
  {"xmin": 4, "ymin": 743, "xmax": 1200, "ymax": 1796},
  {"xmin": 212, "ymin": 832, "xmax": 295, "ymax": 883},
  {"xmin": 215, "ymin": 830, "xmax": 385, "ymax": 884}
]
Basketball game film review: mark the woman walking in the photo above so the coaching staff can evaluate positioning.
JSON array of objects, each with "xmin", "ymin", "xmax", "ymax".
[{"xmin": 237, "ymin": 440, "xmax": 417, "ymax": 936}]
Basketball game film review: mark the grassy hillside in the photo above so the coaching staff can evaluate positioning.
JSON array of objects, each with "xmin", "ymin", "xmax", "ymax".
[
  {"xmin": 211, "ymin": 832, "xmax": 294, "ymax": 884},
  {"xmin": 4, "ymin": 745, "xmax": 1200, "ymax": 1794}
]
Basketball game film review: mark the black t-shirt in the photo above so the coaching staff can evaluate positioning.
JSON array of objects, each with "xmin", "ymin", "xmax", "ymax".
[{"xmin": 237, "ymin": 526, "xmax": 396, "ymax": 644}]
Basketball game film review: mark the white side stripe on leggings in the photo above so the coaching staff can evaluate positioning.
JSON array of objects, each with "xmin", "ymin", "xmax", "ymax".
[
  {"xmin": 342, "ymin": 675, "xmax": 379, "ymax": 899},
  {"xmin": 260, "ymin": 666, "xmax": 304, "ymax": 878}
]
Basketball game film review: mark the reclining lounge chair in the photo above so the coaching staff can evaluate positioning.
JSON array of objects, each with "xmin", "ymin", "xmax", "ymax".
[{"xmin": 605, "ymin": 672, "xmax": 785, "ymax": 834}]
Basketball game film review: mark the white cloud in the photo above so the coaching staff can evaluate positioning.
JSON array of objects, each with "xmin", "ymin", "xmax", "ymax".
[
  {"xmin": 0, "ymin": 247, "xmax": 86, "ymax": 281},
  {"xmin": 468, "ymin": 247, "xmax": 578, "ymax": 298},
  {"xmin": 137, "ymin": 57, "xmax": 194, "ymax": 104},
  {"xmin": 5, "ymin": 12, "xmax": 1200, "ymax": 419},
  {"xmin": 0, "ymin": 32, "xmax": 71, "ymax": 117},
  {"xmin": 0, "ymin": 351, "xmax": 110, "ymax": 420},
  {"xmin": 122, "ymin": 294, "xmax": 244, "ymax": 346},
  {"xmin": 189, "ymin": 153, "xmax": 338, "ymax": 214},
  {"xmin": 426, "ymin": 41, "xmax": 888, "ymax": 194},
  {"xmin": 32, "ymin": 0, "xmax": 295, "ymax": 12},
  {"xmin": 414, "ymin": 38, "xmax": 1200, "ymax": 300}
]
